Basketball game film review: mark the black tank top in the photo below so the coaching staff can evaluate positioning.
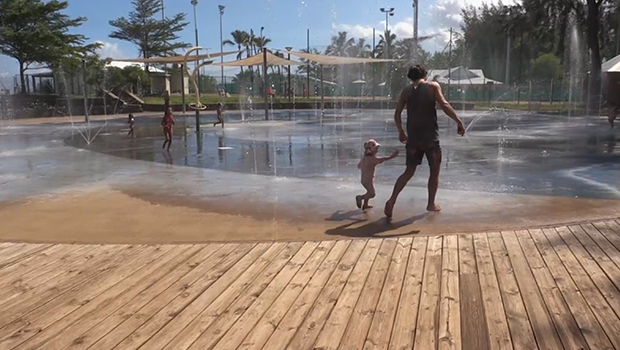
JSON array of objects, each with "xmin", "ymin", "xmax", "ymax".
[{"xmin": 406, "ymin": 83, "xmax": 439, "ymax": 147}]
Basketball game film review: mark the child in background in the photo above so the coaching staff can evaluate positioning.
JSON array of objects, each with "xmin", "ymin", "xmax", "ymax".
[
  {"xmin": 356, "ymin": 139, "xmax": 399, "ymax": 210},
  {"xmin": 127, "ymin": 113, "xmax": 135, "ymax": 137},
  {"xmin": 214, "ymin": 103, "xmax": 225, "ymax": 128},
  {"xmin": 161, "ymin": 107, "xmax": 175, "ymax": 151},
  {"xmin": 609, "ymin": 102, "xmax": 617, "ymax": 127}
]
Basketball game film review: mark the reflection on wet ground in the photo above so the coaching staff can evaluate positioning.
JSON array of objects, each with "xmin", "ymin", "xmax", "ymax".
[{"xmin": 67, "ymin": 109, "xmax": 620, "ymax": 200}]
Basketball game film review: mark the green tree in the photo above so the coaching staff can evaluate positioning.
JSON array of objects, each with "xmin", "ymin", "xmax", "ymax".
[
  {"xmin": 0, "ymin": 0, "xmax": 99, "ymax": 93},
  {"xmin": 531, "ymin": 53, "xmax": 564, "ymax": 81},
  {"xmin": 105, "ymin": 65, "xmax": 151, "ymax": 94},
  {"xmin": 223, "ymin": 30, "xmax": 250, "ymax": 73},
  {"xmin": 109, "ymin": 0, "xmax": 190, "ymax": 69}
]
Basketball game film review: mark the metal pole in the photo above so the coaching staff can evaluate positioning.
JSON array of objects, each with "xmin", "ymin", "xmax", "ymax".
[
  {"xmin": 413, "ymin": 0, "xmax": 418, "ymax": 61},
  {"xmin": 263, "ymin": 49, "xmax": 269, "ymax": 120},
  {"xmin": 180, "ymin": 64, "xmax": 186, "ymax": 113},
  {"xmin": 448, "ymin": 28, "xmax": 452, "ymax": 101},
  {"xmin": 286, "ymin": 47, "xmax": 292, "ymax": 102},
  {"xmin": 320, "ymin": 64, "xmax": 324, "ymax": 111},
  {"xmin": 385, "ymin": 12, "xmax": 389, "ymax": 59},
  {"xmin": 505, "ymin": 36, "xmax": 511, "ymax": 85},
  {"xmin": 192, "ymin": 2, "xmax": 200, "ymax": 95},
  {"xmin": 81, "ymin": 59, "xmax": 89, "ymax": 123},
  {"xmin": 307, "ymin": 28, "xmax": 310, "ymax": 98},
  {"xmin": 219, "ymin": 5, "xmax": 225, "ymax": 94},
  {"xmin": 617, "ymin": 6, "xmax": 620, "ymax": 55},
  {"xmin": 372, "ymin": 28, "xmax": 375, "ymax": 101}
]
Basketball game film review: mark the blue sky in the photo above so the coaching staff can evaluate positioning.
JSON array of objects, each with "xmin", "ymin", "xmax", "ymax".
[{"xmin": 0, "ymin": 0, "xmax": 496, "ymax": 87}]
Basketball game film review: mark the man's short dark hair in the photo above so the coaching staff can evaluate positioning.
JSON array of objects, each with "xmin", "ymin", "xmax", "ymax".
[{"xmin": 407, "ymin": 65, "xmax": 427, "ymax": 81}]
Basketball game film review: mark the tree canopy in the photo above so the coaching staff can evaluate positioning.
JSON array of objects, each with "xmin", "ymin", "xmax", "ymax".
[
  {"xmin": 0, "ymin": 0, "xmax": 99, "ymax": 93},
  {"xmin": 109, "ymin": 0, "xmax": 190, "ymax": 66}
]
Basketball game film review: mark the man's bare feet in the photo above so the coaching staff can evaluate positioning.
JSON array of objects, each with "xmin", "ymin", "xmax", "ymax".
[
  {"xmin": 355, "ymin": 196, "xmax": 362, "ymax": 209},
  {"xmin": 362, "ymin": 205, "xmax": 373, "ymax": 210},
  {"xmin": 427, "ymin": 204, "xmax": 442, "ymax": 212},
  {"xmin": 384, "ymin": 200, "xmax": 394, "ymax": 218}
]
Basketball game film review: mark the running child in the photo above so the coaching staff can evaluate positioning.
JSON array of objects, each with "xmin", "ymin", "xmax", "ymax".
[
  {"xmin": 214, "ymin": 103, "xmax": 225, "ymax": 128},
  {"xmin": 127, "ymin": 113, "xmax": 135, "ymax": 137},
  {"xmin": 161, "ymin": 107, "xmax": 175, "ymax": 151},
  {"xmin": 356, "ymin": 139, "xmax": 399, "ymax": 210}
]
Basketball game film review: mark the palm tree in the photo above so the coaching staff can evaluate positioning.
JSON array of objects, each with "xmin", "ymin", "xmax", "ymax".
[
  {"xmin": 352, "ymin": 39, "xmax": 371, "ymax": 58},
  {"xmin": 325, "ymin": 31, "xmax": 355, "ymax": 57},
  {"xmin": 253, "ymin": 36, "xmax": 272, "ymax": 52},
  {"xmin": 223, "ymin": 30, "xmax": 250, "ymax": 73},
  {"xmin": 375, "ymin": 29, "xmax": 397, "ymax": 59}
]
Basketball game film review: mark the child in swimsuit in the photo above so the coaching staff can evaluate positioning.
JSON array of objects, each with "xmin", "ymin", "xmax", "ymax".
[
  {"xmin": 214, "ymin": 103, "xmax": 225, "ymax": 128},
  {"xmin": 127, "ymin": 113, "xmax": 135, "ymax": 137},
  {"xmin": 161, "ymin": 107, "xmax": 175, "ymax": 151},
  {"xmin": 356, "ymin": 139, "xmax": 399, "ymax": 210}
]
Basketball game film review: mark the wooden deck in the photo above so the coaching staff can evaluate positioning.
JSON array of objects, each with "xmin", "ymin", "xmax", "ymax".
[{"xmin": 2, "ymin": 220, "xmax": 620, "ymax": 349}]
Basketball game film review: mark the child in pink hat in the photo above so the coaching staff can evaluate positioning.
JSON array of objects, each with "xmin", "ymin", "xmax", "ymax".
[{"xmin": 356, "ymin": 139, "xmax": 399, "ymax": 210}]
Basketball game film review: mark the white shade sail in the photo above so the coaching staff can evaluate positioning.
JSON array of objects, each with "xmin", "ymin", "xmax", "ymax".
[
  {"xmin": 287, "ymin": 50, "xmax": 399, "ymax": 65},
  {"xmin": 213, "ymin": 51, "xmax": 303, "ymax": 67},
  {"xmin": 603, "ymin": 55, "xmax": 620, "ymax": 72},
  {"xmin": 112, "ymin": 50, "xmax": 239, "ymax": 64}
]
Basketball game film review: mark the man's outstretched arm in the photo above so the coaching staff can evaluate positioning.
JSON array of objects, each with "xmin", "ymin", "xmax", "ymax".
[{"xmin": 432, "ymin": 82, "xmax": 465, "ymax": 135}]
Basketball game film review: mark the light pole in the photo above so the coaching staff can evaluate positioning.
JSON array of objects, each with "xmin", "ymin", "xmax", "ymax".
[
  {"xmin": 412, "ymin": 0, "xmax": 418, "ymax": 61},
  {"xmin": 285, "ymin": 47, "xmax": 293, "ymax": 101},
  {"xmin": 219, "ymin": 5, "xmax": 225, "ymax": 95},
  {"xmin": 191, "ymin": 0, "xmax": 200, "ymax": 131},
  {"xmin": 379, "ymin": 7, "xmax": 394, "ymax": 59}
]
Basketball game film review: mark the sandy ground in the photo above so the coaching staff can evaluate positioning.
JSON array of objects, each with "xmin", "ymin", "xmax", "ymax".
[{"xmin": 0, "ymin": 186, "xmax": 618, "ymax": 245}]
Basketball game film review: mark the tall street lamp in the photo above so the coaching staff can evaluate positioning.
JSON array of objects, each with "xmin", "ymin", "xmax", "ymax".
[
  {"xmin": 379, "ymin": 7, "xmax": 394, "ymax": 59},
  {"xmin": 219, "ymin": 5, "xmax": 225, "ymax": 95},
  {"xmin": 412, "ymin": 0, "xmax": 418, "ymax": 61},
  {"xmin": 285, "ymin": 46, "xmax": 293, "ymax": 101},
  {"xmin": 191, "ymin": 0, "xmax": 200, "ymax": 95}
]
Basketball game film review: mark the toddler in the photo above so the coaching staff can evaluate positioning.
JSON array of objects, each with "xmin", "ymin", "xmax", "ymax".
[{"xmin": 356, "ymin": 139, "xmax": 399, "ymax": 210}]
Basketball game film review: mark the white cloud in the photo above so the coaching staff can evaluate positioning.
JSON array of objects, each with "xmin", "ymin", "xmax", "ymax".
[
  {"xmin": 95, "ymin": 40, "xmax": 126, "ymax": 59},
  {"xmin": 331, "ymin": 24, "xmax": 376, "ymax": 40}
]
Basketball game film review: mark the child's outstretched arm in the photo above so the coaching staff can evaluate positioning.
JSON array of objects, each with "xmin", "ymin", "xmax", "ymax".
[
  {"xmin": 375, "ymin": 150, "xmax": 400, "ymax": 164},
  {"xmin": 357, "ymin": 157, "xmax": 363, "ymax": 169}
]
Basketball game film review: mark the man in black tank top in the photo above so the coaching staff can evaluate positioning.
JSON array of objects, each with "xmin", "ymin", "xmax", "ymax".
[{"xmin": 384, "ymin": 65, "xmax": 465, "ymax": 217}]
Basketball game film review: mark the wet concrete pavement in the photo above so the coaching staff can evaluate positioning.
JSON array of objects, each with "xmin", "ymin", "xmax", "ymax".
[{"xmin": 0, "ymin": 109, "xmax": 618, "ymax": 243}]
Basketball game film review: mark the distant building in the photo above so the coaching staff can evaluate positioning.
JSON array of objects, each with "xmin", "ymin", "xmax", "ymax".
[{"xmin": 427, "ymin": 67, "xmax": 503, "ymax": 85}]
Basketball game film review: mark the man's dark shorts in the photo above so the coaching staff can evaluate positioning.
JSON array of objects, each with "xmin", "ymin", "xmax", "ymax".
[{"xmin": 406, "ymin": 141, "xmax": 442, "ymax": 167}]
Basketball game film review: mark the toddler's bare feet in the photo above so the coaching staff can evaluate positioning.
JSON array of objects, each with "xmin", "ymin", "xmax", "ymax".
[
  {"xmin": 384, "ymin": 200, "xmax": 394, "ymax": 218},
  {"xmin": 427, "ymin": 204, "xmax": 442, "ymax": 212},
  {"xmin": 355, "ymin": 196, "xmax": 362, "ymax": 209}
]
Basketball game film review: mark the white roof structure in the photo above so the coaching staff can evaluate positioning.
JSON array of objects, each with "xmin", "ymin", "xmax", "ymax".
[
  {"xmin": 603, "ymin": 54, "xmax": 620, "ymax": 72},
  {"xmin": 287, "ymin": 50, "xmax": 399, "ymax": 65},
  {"xmin": 107, "ymin": 61, "xmax": 165, "ymax": 74},
  {"xmin": 427, "ymin": 66, "xmax": 502, "ymax": 85},
  {"xmin": 213, "ymin": 52, "xmax": 301, "ymax": 67}
]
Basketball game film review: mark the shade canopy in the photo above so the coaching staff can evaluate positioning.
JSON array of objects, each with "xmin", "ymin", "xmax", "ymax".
[
  {"xmin": 112, "ymin": 50, "xmax": 239, "ymax": 64},
  {"xmin": 287, "ymin": 50, "xmax": 398, "ymax": 65},
  {"xmin": 213, "ymin": 51, "xmax": 302, "ymax": 67},
  {"xmin": 603, "ymin": 54, "xmax": 620, "ymax": 72}
]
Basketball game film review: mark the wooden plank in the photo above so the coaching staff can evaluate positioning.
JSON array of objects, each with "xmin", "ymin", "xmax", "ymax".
[
  {"xmin": 0, "ymin": 245, "xmax": 98, "ymax": 305},
  {"xmin": 551, "ymin": 227, "xmax": 620, "ymax": 343},
  {"xmin": 0, "ymin": 244, "xmax": 52, "ymax": 269},
  {"xmin": 159, "ymin": 242, "xmax": 290, "ymax": 350},
  {"xmin": 186, "ymin": 242, "xmax": 306, "ymax": 350},
  {"xmin": 125, "ymin": 242, "xmax": 272, "ymax": 350},
  {"xmin": 284, "ymin": 240, "xmax": 367, "ymax": 350},
  {"xmin": 532, "ymin": 228, "xmax": 616, "ymax": 350},
  {"xmin": 581, "ymin": 223, "xmax": 620, "ymax": 270},
  {"xmin": 212, "ymin": 242, "xmax": 322, "ymax": 350},
  {"xmin": 388, "ymin": 237, "xmax": 428, "ymax": 350},
  {"xmin": 312, "ymin": 240, "xmax": 382, "ymax": 350},
  {"xmin": 0, "ymin": 244, "xmax": 69, "ymax": 281},
  {"xmin": 337, "ymin": 239, "xmax": 396, "ymax": 350},
  {"xmin": 486, "ymin": 232, "xmax": 538, "ymax": 350},
  {"xmin": 501, "ymin": 231, "xmax": 563, "ymax": 350},
  {"xmin": 457, "ymin": 235, "xmax": 489, "ymax": 350},
  {"xmin": 568, "ymin": 225, "xmax": 620, "ymax": 291},
  {"xmin": 473, "ymin": 233, "xmax": 513, "ymax": 350},
  {"xmin": 515, "ymin": 230, "xmax": 588, "ymax": 350},
  {"xmin": 592, "ymin": 222, "xmax": 620, "ymax": 254},
  {"xmin": 234, "ymin": 241, "xmax": 335, "ymax": 350},
  {"xmin": 88, "ymin": 243, "xmax": 255, "ymax": 350},
  {"xmin": 0, "ymin": 244, "xmax": 135, "ymax": 328},
  {"xmin": 33, "ymin": 244, "xmax": 223, "ymax": 350},
  {"xmin": 413, "ymin": 236, "xmax": 443, "ymax": 350},
  {"xmin": 438, "ymin": 235, "xmax": 460, "ymax": 350},
  {"xmin": 362, "ymin": 238, "xmax": 412, "ymax": 350},
  {"xmin": 2, "ymin": 245, "xmax": 186, "ymax": 350},
  {"xmin": 256, "ymin": 240, "xmax": 353, "ymax": 350},
  {"xmin": 63, "ymin": 243, "xmax": 228, "ymax": 350}
]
